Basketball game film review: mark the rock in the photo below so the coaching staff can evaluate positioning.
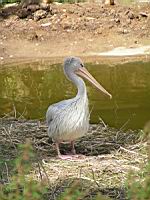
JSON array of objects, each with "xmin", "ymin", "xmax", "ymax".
[
  {"xmin": 51, "ymin": 26, "xmax": 57, "ymax": 31},
  {"xmin": 51, "ymin": 9, "xmax": 58, "ymax": 15},
  {"xmin": 108, "ymin": 24, "xmax": 114, "ymax": 29},
  {"xmin": 9, "ymin": 15, "xmax": 19, "ymax": 21},
  {"xmin": 127, "ymin": 19, "xmax": 131, "ymax": 24},
  {"xmin": 110, "ymin": 9, "xmax": 115, "ymax": 15},
  {"xmin": 41, "ymin": 22, "xmax": 51, "ymax": 27},
  {"xmin": 21, "ymin": 0, "xmax": 39, "ymax": 8},
  {"xmin": 96, "ymin": 28, "xmax": 103, "ymax": 34},
  {"xmin": 34, "ymin": 10, "xmax": 47, "ymax": 21},
  {"xmin": 27, "ymin": 14, "xmax": 33, "ymax": 19},
  {"xmin": 125, "ymin": 10, "xmax": 130, "ymax": 15},
  {"xmin": 139, "ymin": 12, "xmax": 148, "ymax": 17},
  {"xmin": 62, "ymin": 22, "xmax": 71, "ymax": 30},
  {"xmin": 3, "ymin": 3, "xmax": 18, "ymax": 8},
  {"xmin": 105, "ymin": 0, "xmax": 115, "ymax": 5},
  {"xmin": 128, "ymin": 12, "xmax": 135, "ymax": 19},
  {"xmin": 27, "ymin": 4, "xmax": 40, "ymax": 12},
  {"xmin": 17, "ymin": 8, "xmax": 31, "ymax": 19},
  {"xmin": 118, "ymin": 28, "xmax": 129, "ymax": 34},
  {"xmin": 115, "ymin": 18, "xmax": 120, "ymax": 23},
  {"xmin": 122, "ymin": 29, "xmax": 129, "ymax": 34},
  {"xmin": 27, "ymin": 31, "xmax": 38, "ymax": 40},
  {"xmin": 40, "ymin": 3, "xmax": 51, "ymax": 11},
  {"xmin": 42, "ymin": 0, "xmax": 53, "ymax": 3}
]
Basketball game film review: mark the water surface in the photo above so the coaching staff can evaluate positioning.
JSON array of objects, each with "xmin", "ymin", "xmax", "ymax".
[{"xmin": 0, "ymin": 61, "xmax": 150, "ymax": 130}]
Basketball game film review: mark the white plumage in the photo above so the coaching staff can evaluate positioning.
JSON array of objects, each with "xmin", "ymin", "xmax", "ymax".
[
  {"xmin": 46, "ymin": 91, "xmax": 89, "ymax": 141},
  {"xmin": 46, "ymin": 57, "xmax": 112, "ymax": 159}
]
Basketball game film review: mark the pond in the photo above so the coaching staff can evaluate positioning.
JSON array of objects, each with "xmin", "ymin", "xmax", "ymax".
[{"xmin": 0, "ymin": 60, "xmax": 150, "ymax": 130}]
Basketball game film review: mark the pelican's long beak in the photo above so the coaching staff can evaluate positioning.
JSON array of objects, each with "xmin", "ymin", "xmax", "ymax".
[{"xmin": 76, "ymin": 67, "xmax": 112, "ymax": 99}]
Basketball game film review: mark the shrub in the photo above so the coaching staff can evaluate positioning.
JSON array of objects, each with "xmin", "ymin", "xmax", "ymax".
[{"xmin": 0, "ymin": 140, "xmax": 47, "ymax": 200}]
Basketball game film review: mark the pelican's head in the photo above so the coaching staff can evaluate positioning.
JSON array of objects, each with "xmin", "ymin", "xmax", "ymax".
[
  {"xmin": 64, "ymin": 56, "xmax": 112, "ymax": 99},
  {"xmin": 64, "ymin": 57, "xmax": 84, "ymax": 73}
]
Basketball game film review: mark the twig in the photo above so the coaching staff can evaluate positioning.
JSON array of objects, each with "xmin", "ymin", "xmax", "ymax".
[
  {"xmin": 118, "ymin": 118, "xmax": 131, "ymax": 132},
  {"xmin": 35, "ymin": 155, "xmax": 51, "ymax": 187},
  {"xmin": 98, "ymin": 117, "xmax": 107, "ymax": 128},
  {"xmin": 89, "ymin": 105, "xmax": 94, "ymax": 118},
  {"xmin": 2, "ymin": 111, "xmax": 14, "ymax": 119},
  {"xmin": 91, "ymin": 168, "xmax": 101, "ymax": 188},
  {"xmin": 37, "ymin": 121, "xmax": 47, "ymax": 128},
  {"xmin": 3, "ymin": 126, "xmax": 17, "ymax": 152},
  {"xmin": 5, "ymin": 162, "xmax": 10, "ymax": 183},
  {"xmin": 118, "ymin": 114, "xmax": 136, "ymax": 133},
  {"xmin": 18, "ymin": 106, "xmax": 27, "ymax": 119},
  {"xmin": 91, "ymin": 117, "xmax": 107, "ymax": 136},
  {"xmin": 119, "ymin": 146, "xmax": 138, "ymax": 155},
  {"xmin": 13, "ymin": 104, "xmax": 17, "ymax": 119},
  {"xmin": 79, "ymin": 176, "xmax": 96, "ymax": 183},
  {"xmin": 37, "ymin": 162, "xmax": 43, "ymax": 181}
]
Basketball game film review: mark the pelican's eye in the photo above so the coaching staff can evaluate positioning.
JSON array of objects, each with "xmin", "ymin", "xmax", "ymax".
[{"xmin": 80, "ymin": 63, "xmax": 84, "ymax": 67}]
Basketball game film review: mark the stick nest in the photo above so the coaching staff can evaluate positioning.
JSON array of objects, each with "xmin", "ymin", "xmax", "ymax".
[{"xmin": 0, "ymin": 118, "xmax": 148, "ymax": 200}]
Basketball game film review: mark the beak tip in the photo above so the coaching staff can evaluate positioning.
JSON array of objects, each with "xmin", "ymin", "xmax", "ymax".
[{"xmin": 109, "ymin": 94, "xmax": 112, "ymax": 99}]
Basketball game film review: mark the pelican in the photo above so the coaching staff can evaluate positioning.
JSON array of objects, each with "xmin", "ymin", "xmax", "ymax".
[{"xmin": 46, "ymin": 57, "xmax": 112, "ymax": 159}]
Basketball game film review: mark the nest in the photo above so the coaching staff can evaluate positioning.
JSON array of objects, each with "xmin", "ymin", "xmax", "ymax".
[{"xmin": 0, "ymin": 118, "xmax": 148, "ymax": 200}]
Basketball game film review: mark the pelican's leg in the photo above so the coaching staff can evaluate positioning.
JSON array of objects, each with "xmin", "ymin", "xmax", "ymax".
[
  {"xmin": 71, "ymin": 141, "xmax": 76, "ymax": 155},
  {"xmin": 56, "ymin": 142, "xmax": 75, "ymax": 160},
  {"xmin": 71, "ymin": 141, "xmax": 85, "ymax": 159},
  {"xmin": 55, "ymin": 142, "xmax": 61, "ymax": 157}
]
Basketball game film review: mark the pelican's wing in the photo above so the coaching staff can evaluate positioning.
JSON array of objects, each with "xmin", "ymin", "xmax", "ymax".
[{"xmin": 46, "ymin": 99, "xmax": 72, "ymax": 126}]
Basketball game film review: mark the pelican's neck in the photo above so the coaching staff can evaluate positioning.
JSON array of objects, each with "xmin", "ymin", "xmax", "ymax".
[{"xmin": 67, "ymin": 72, "xmax": 87, "ymax": 97}]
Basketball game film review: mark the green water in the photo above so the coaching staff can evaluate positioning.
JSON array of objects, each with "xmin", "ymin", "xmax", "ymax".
[{"xmin": 0, "ymin": 61, "xmax": 150, "ymax": 130}]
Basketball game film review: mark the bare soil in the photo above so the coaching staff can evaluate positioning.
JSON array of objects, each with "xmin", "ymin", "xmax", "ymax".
[{"xmin": 0, "ymin": 2, "xmax": 150, "ymax": 65}]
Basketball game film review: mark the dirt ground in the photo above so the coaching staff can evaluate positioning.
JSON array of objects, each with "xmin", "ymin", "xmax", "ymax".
[{"xmin": 0, "ymin": 2, "xmax": 150, "ymax": 65}]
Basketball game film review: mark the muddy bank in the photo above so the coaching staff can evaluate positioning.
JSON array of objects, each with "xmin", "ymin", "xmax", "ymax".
[{"xmin": 0, "ymin": 2, "xmax": 150, "ymax": 65}]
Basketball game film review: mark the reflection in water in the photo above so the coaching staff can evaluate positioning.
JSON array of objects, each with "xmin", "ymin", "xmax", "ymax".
[{"xmin": 0, "ymin": 61, "xmax": 150, "ymax": 130}]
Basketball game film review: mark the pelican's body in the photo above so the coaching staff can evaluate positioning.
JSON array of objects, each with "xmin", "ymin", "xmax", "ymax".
[
  {"xmin": 46, "ymin": 57, "xmax": 112, "ymax": 159},
  {"xmin": 46, "ymin": 89, "xmax": 89, "ymax": 141}
]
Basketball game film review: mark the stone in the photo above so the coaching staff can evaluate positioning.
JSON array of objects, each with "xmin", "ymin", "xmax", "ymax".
[
  {"xmin": 118, "ymin": 28, "xmax": 129, "ymax": 34},
  {"xmin": 34, "ymin": 10, "xmax": 47, "ymax": 21},
  {"xmin": 128, "ymin": 12, "xmax": 135, "ymax": 19},
  {"xmin": 21, "ymin": 0, "xmax": 39, "ymax": 8},
  {"xmin": 122, "ymin": 29, "xmax": 129, "ymax": 34},
  {"xmin": 27, "ymin": 4, "xmax": 40, "ymax": 12},
  {"xmin": 40, "ymin": 3, "xmax": 51, "ymax": 11},
  {"xmin": 17, "ymin": 8, "xmax": 31, "ymax": 19},
  {"xmin": 115, "ymin": 18, "xmax": 120, "ymax": 23},
  {"xmin": 62, "ymin": 22, "xmax": 71, "ymax": 30},
  {"xmin": 139, "ymin": 12, "xmax": 148, "ymax": 17}
]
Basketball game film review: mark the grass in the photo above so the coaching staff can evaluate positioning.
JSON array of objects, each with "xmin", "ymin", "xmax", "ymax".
[
  {"xmin": 126, "ymin": 121, "xmax": 150, "ymax": 200},
  {"xmin": 0, "ymin": 140, "xmax": 48, "ymax": 200}
]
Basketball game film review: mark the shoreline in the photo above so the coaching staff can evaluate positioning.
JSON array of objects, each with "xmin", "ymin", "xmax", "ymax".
[{"xmin": 1, "ymin": 54, "xmax": 150, "ymax": 66}]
